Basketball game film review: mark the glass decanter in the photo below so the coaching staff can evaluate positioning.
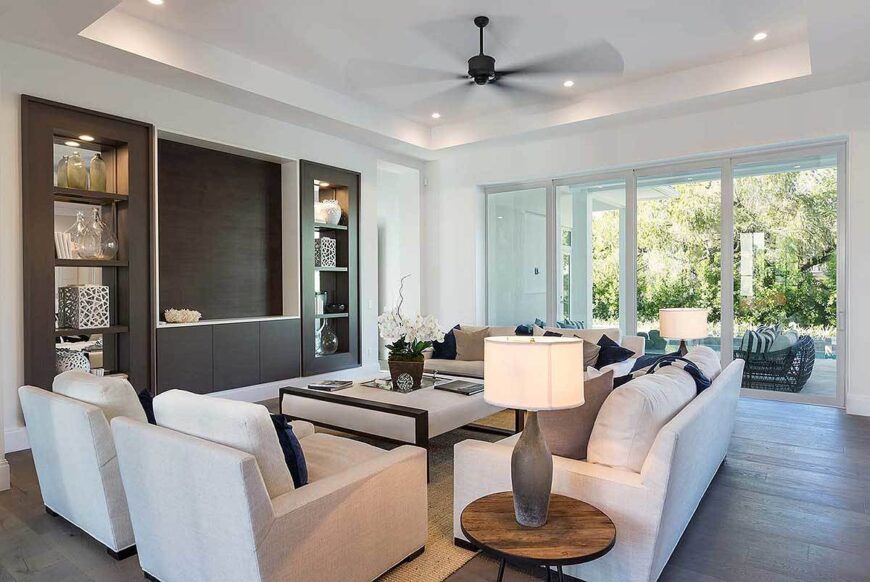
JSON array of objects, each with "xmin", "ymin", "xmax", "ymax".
[
  {"xmin": 90, "ymin": 208, "xmax": 118, "ymax": 259},
  {"xmin": 66, "ymin": 151, "xmax": 88, "ymax": 190},
  {"xmin": 319, "ymin": 320, "xmax": 339, "ymax": 355},
  {"xmin": 68, "ymin": 211, "xmax": 100, "ymax": 259},
  {"xmin": 89, "ymin": 152, "xmax": 107, "ymax": 192}
]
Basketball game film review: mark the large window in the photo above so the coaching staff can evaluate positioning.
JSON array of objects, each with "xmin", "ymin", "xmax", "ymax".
[{"xmin": 485, "ymin": 142, "xmax": 845, "ymax": 406}]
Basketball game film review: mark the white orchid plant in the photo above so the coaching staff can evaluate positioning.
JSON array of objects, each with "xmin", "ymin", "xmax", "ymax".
[{"xmin": 378, "ymin": 275, "xmax": 444, "ymax": 362}]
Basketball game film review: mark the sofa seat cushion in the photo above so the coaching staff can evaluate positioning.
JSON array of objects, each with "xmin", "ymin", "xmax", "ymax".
[
  {"xmin": 53, "ymin": 370, "xmax": 147, "ymax": 424},
  {"xmin": 154, "ymin": 390, "xmax": 294, "ymax": 499},
  {"xmin": 424, "ymin": 358, "xmax": 485, "ymax": 378},
  {"xmin": 300, "ymin": 433, "xmax": 385, "ymax": 482},
  {"xmin": 587, "ymin": 365, "xmax": 696, "ymax": 472}
]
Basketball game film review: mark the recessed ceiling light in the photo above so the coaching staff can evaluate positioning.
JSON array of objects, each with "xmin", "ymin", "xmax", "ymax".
[
  {"xmin": 320, "ymin": 182, "xmax": 330, "ymax": 188},
  {"xmin": 563, "ymin": 80, "xmax": 575, "ymax": 88},
  {"xmin": 148, "ymin": 0, "xmax": 165, "ymax": 5},
  {"xmin": 431, "ymin": 112, "xmax": 441, "ymax": 119},
  {"xmin": 64, "ymin": 140, "xmax": 80, "ymax": 147},
  {"xmin": 78, "ymin": 135, "xmax": 95, "ymax": 142},
  {"xmin": 753, "ymin": 31, "xmax": 768, "ymax": 42}
]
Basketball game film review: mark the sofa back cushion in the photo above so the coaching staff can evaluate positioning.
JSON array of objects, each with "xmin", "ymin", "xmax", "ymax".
[
  {"xmin": 683, "ymin": 346, "xmax": 722, "ymax": 381},
  {"xmin": 587, "ymin": 365, "xmax": 696, "ymax": 472},
  {"xmin": 54, "ymin": 370, "xmax": 147, "ymax": 424},
  {"xmin": 539, "ymin": 371, "xmax": 614, "ymax": 460},
  {"xmin": 154, "ymin": 390, "xmax": 293, "ymax": 498},
  {"xmin": 540, "ymin": 326, "xmax": 621, "ymax": 345},
  {"xmin": 454, "ymin": 327, "xmax": 489, "ymax": 361}
]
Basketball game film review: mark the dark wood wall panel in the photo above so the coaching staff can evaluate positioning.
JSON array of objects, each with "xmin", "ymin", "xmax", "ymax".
[
  {"xmin": 213, "ymin": 322, "xmax": 260, "ymax": 391},
  {"xmin": 158, "ymin": 139, "xmax": 282, "ymax": 320},
  {"xmin": 260, "ymin": 319, "xmax": 301, "ymax": 382},
  {"xmin": 157, "ymin": 326, "xmax": 214, "ymax": 394}
]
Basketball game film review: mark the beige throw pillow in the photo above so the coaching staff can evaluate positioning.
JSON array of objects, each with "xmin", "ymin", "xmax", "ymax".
[
  {"xmin": 538, "ymin": 370, "xmax": 614, "ymax": 460},
  {"xmin": 454, "ymin": 327, "xmax": 489, "ymax": 361}
]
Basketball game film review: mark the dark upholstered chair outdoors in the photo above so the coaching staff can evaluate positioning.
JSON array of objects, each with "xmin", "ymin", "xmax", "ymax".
[{"xmin": 735, "ymin": 335, "xmax": 816, "ymax": 392}]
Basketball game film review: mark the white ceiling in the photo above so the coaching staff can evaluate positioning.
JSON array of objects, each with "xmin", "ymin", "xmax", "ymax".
[{"xmin": 1, "ymin": 0, "xmax": 870, "ymax": 157}]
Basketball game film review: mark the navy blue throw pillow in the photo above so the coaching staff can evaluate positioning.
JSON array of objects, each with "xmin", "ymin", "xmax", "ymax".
[
  {"xmin": 432, "ymin": 324, "xmax": 460, "ymax": 359},
  {"xmin": 543, "ymin": 330, "xmax": 563, "ymax": 337},
  {"xmin": 270, "ymin": 414, "xmax": 308, "ymax": 487},
  {"xmin": 515, "ymin": 324, "xmax": 534, "ymax": 336},
  {"xmin": 137, "ymin": 390, "xmax": 156, "ymax": 425},
  {"xmin": 595, "ymin": 334, "xmax": 635, "ymax": 368}
]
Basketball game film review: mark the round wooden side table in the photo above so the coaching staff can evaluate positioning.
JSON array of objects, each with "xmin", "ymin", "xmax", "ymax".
[{"xmin": 460, "ymin": 491, "xmax": 616, "ymax": 582}]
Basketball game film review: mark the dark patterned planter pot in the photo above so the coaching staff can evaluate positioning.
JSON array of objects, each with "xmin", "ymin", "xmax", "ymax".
[{"xmin": 388, "ymin": 358, "xmax": 424, "ymax": 392}]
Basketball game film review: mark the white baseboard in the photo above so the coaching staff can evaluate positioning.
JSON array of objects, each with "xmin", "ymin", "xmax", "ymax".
[
  {"xmin": 4, "ymin": 426, "xmax": 30, "ymax": 454},
  {"xmin": 846, "ymin": 393, "xmax": 870, "ymax": 417},
  {"xmin": 0, "ymin": 458, "xmax": 9, "ymax": 491}
]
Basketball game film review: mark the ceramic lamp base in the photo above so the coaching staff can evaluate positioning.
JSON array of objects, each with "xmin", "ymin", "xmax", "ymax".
[{"xmin": 510, "ymin": 411, "xmax": 553, "ymax": 527}]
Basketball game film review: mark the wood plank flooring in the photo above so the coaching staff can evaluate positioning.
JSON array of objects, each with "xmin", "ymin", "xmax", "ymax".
[{"xmin": 0, "ymin": 396, "xmax": 868, "ymax": 581}]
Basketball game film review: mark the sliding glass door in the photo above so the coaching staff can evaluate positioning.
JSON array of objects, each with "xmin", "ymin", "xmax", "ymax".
[
  {"xmin": 555, "ymin": 176, "xmax": 627, "ymax": 331},
  {"xmin": 636, "ymin": 166, "xmax": 722, "ymax": 354},
  {"xmin": 731, "ymin": 150, "xmax": 843, "ymax": 404},
  {"xmin": 486, "ymin": 185, "xmax": 549, "ymax": 325}
]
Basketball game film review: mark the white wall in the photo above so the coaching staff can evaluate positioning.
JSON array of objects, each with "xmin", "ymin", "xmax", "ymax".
[
  {"xmin": 423, "ymin": 80, "xmax": 870, "ymax": 416},
  {"xmin": 377, "ymin": 162, "xmax": 421, "ymax": 358},
  {"xmin": 0, "ymin": 41, "xmax": 424, "ymax": 452}
]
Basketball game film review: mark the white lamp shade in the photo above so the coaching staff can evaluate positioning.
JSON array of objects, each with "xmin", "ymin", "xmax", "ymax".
[
  {"xmin": 483, "ymin": 336, "xmax": 585, "ymax": 411},
  {"xmin": 659, "ymin": 308, "xmax": 709, "ymax": 340}
]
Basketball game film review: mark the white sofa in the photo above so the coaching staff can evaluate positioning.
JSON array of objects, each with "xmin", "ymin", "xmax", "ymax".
[
  {"xmin": 112, "ymin": 390, "xmax": 428, "ymax": 582},
  {"xmin": 18, "ymin": 371, "xmax": 149, "ymax": 559},
  {"xmin": 453, "ymin": 350, "xmax": 744, "ymax": 582},
  {"xmin": 424, "ymin": 325, "xmax": 645, "ymax": 379}
]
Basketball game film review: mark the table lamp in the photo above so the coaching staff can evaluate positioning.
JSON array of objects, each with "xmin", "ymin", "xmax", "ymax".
[
  {"xmin": 484, "ymin": 336, "xmax": 585, "ymax": 527},
  {"xmin": 659, "ymin": 308, "xmax": 709, "ymax": 355}
]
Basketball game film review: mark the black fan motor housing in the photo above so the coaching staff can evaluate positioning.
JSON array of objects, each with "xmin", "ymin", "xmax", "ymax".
[{"xmin": 468, "ymin": 54, "xmax": 496, "ymax": 85}]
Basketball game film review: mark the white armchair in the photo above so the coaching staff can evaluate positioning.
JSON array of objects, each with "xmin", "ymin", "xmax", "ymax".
[
  {"xmin": 18, "ymin": 372, "xmax": 148, "ymax": 559},
  {"xmin": 112, "ymin": 390, "xmax": 428, "ymax": 582}
]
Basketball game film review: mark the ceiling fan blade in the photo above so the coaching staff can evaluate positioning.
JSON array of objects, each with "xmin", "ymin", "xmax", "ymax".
[
  {"xmin": 499, "ymin": 40, "xmax": 624, "ymax": 77},
  {"xmin": 408, "ymin": 80, "xmax": 476, "ymax": 118},
  {"xmin": 345, "ymin": 59, "xmax": 463, "ymax": 90},
  {"xmin": 488, "ymin": 78, "xmax": 558, "ymax": 107}
]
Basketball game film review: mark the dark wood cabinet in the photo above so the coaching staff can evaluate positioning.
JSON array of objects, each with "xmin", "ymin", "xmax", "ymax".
[
  {"xmin": 300, "ymin": 161, "xmax": 361, "ymax": 375},
  {"xmin": 260, "ymin": 319, "xmax": 302, "ymax": 382},
  {"xmin": 156, "ymin": 318, "xmax": 301, "ymax": 394},
  {"xmin": 157, "ymin": 326, "xmax": 213, "ymax": 394},
  {"xmin": 213, "ymin": 323, "xmax": 261, "ymax": 391}
]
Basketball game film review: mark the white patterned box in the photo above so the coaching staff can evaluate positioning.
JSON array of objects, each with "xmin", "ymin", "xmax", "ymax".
[
  {"xmin": 58, "ymin": 285, "xmax": 110, "ymax": 329},
  {"xmin": 315, "ymin": 237, "xmax": 337, "ymax": 268}
]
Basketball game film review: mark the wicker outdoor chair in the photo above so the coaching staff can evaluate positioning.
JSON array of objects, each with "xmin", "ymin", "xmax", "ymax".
[{"xmin": 734, "ymin": 335, "xmax": 816, "ymax": 392}]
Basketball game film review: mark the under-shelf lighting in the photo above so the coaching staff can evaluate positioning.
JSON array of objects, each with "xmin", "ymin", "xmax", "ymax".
[
  {"xmin": 563, "ymin": 80, "xmax": 575, "ymax": 88},
  {"xmin": 319, "ymin": 182, "xmax": 330, "ymax": 188},
  {"xmin": 431, "ymin": 112, "xmax": 441, "ymax": 119},
  {"xmin": 64, "ymin": 140, "xmax": 80, "ymax": 147},
  {"xmin": 753, "ymin": 31, "xmax": 768, "ymax": 42},
  {"xmin": 78, "ymin": 135, "xmax": 95, "ymax": 142},
  {"xmin": 148, "ymin": 0, "xmax": 165, "ymax": 5}
]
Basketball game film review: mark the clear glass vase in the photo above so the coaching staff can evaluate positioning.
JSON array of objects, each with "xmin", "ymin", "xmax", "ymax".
[
  {"xmin": 319, "ymin": 321, "xmax": 339, "ymax": 355},
  {"xmin": 90, "ymin": 208, "xmax": 118, "ymax": 259},
  {"xmin": 67, "ymin": 151, "xmax": 88, "ymax": 190},
  {"xmin": 89, "ymin": 152, "xmax": 107, "ymax": 192},
  {"xmin": 68, "ymin": 211, "xmax": 100, "ymax": 259}
]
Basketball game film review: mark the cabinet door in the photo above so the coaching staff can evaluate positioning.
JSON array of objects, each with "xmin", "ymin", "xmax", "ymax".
[
  {"xmin": 213, "ymin": 322, "xmax": 260, "ymax": 391},
  {"xmin": 260, "ymin": 319, "xmax": 301, "ymax": 383},
  {"xmin": 157, "ymin": 326, "xmax": 213, "ymax": 394}
]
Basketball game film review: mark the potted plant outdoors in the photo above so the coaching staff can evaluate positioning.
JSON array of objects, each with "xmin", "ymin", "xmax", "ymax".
[{"xmin": 378, "ymin": 277, "xmax": 444, "ymax": 392}]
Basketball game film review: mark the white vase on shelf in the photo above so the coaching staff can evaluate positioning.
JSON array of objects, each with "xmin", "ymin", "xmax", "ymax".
[{"xmin": 323, "ymin": 199, "xmax": 342, "ymax": 225}]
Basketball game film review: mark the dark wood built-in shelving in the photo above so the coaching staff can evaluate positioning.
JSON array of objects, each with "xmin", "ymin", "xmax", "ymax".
[
  {"xmin": 55, "ymin": 325, "xmax": 130, "ymax": 337},
  {"xmin": 22, "ymin": 95, "xmax": 154, "ymax": 391},
  {"xmin": 55, "ymin": 259, "xmax": 129, "ymax": 268},
  {"xmin": 53, "ymin": 186, "xmax": 128, "ymax": 204}
]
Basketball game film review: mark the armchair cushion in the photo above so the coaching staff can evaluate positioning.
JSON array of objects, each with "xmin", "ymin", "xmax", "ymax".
[
  {"xmin": 299, "ymin": 433, "xmax": 385, "ymax": 482},
  {"xmin": 53, "ymin": 369, "xmax": 147, "ymax": 424},
  {"xmin": 270, "ymin": 414, "xmax": 308, "ymax": 487},
  {"xmin": 154, "ymin": 390, "xmax": 294, "ymax": 498}
]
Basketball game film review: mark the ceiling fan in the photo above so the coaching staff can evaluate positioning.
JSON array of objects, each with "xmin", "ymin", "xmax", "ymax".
[{"xmin": 346, "ymin": 15, "xmax": 624, "ymax": 113}]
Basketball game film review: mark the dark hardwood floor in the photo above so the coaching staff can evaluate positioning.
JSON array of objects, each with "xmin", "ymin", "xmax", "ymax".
[{"xmin": 0, "ymin": 396, "xmax": 868, "ymax": 581}]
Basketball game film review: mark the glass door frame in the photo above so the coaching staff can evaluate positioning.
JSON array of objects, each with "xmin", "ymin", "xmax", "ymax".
[
  {"xmin": 553, "ymin": 170, "xmax": 634, "ymax": 334},
  {"xmin": 483, "ymin": 139, "xmax": 847, "ymax": 408},
  {"xmin": 727, "ymin": 142, "xmax": 847, "ymax": 408}
]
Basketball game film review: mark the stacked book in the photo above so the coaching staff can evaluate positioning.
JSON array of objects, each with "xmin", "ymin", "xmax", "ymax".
[{"xmin": 54, "ymin": 232, "xmax": 75, "ymax": 259}]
